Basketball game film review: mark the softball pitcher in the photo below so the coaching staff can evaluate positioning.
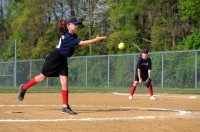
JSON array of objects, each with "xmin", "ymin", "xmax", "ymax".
[
  {"xmin": 129, "ymin": 49, "xmax": 156, "ymax": 100},
  {"xmin": 18, "ymin": 17, "xmax": 106, "ymax": 114}
]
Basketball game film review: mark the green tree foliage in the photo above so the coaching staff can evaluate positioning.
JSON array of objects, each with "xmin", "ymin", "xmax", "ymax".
[
  {"xmin": 31, "ymin": 25, "xmax": 59, "ymax": 59},
  {"xmin": 178, "ymin": 0, "xmax": 200, "ymax": 50},
  {"xmin": 107, "ymin": 0, "xmax": 144, "ymax": 53},
  {"xmin": 179, "ymin": 0, "xmax": 200, "ymax": 25},
  {"xmin": 107, "ymin": 30, "xmax": 142, "ymax": 54},
  {"xmin": 8, "ymin": 0, "xmax": 56, "ymax": 59},
  {"xmin": 0, "ymin": 0, "xmax": 200, "ymax": 60},
  {"xmin": 108, "ymin": 0, "xmax": 194, "ymax": 52},
  {"xmin": 185, "ymin": 29, "xmax": 200, "ymax": 49}
]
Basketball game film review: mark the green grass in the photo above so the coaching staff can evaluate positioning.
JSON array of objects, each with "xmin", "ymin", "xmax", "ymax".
[{"xmin": 0, "ymin": 86, "xmax": 199, "ymax": 94}]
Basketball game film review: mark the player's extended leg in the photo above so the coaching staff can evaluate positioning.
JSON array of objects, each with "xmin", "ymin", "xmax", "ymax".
[
  {"xmin": 148, "ymin": 84, "xmax": 156, "ymax": 100},
  {"xmin": 60, "ymin": 75, "xmax": 76, "ymax": 114},
  {"xmin": 18, "ymin": 73, "xmax": 46, "ymax": 101},
  {"xmin": 129, "ymin": 81, "xmax": 139, "ymax": 100}
]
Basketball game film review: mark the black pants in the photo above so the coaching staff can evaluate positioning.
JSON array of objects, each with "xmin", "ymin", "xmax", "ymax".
[
  {"xmin": 135, "ymin": 72, "xmax": 148, "ymax": 82},
  {"xmin": 42, "ymin": 50, "xmax": 68, "ymax": 77}
]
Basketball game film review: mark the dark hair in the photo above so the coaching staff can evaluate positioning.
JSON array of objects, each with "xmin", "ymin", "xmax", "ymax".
[
  {"xmin": 58, "ymin": 17, "xmax": 73, "ymax": 35},
  {"xmin": 138, "ymin": 53, "xmax": 142, "ymax": 59}
]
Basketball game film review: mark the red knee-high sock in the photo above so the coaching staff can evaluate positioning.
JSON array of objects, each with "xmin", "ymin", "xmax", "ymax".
[
  {"xmin": 130, "ymin": 85, "xmax": 137, "ymax": 95},
  {"xmin": 22, "ymin": 77, "xmax": 37, "ymax": 90},
  {"xmin": 148, "ymin": 85, "xmax": 153, "ymax": 96},
  {"xmin": 62, "ymin": 90, "xmax": 68, "ymax": 105}
]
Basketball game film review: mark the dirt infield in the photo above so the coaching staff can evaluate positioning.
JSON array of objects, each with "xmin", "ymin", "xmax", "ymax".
[{"xmin": 0, "ymin": 93, "xmax": 200, "ymax": 132}]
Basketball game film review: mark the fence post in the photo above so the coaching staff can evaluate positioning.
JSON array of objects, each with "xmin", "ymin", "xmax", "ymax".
[
  {"xmin": 195, "ymin": 51, "xmax": 198, "ymax": 89},
  {"xmin": 107, "ymin": 56, "xmax": 110, "ymax": 87},
  {"xmin": 162, "ymin": 53, "xmax": 164, "ymax": 88},
  {"xmin": 29, "ymin": 60, "xmax": 32, "ymax": 80},
  {"xmin": 46, "ymin": 78, "xmax": 49, "ymax": 87},
  {"xmin": 13, "ymin": 40, "xmax": 17, "ymax": 87},
  {"xmin": 86, "ymin": 57, "xmax": 88, "ymax": 87},
  {"xmin": 133, "ymin": 54, "xmax": 136, "ymax": 81}
]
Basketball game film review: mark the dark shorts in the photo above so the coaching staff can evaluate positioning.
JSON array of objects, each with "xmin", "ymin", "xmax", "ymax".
[
  {"xmin": 42, "ymin": 50, "xmax": 68, "ymax": 77},
  {"xmin": 135, "ymin": 72, "xmax": 148, "ymax": 82}
]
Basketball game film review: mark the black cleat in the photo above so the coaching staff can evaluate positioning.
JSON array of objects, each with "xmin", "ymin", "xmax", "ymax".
[
  {"xmin": 62, "ymin": 105, "xmax": 77, "ymax": 114},
  {"xmin": 18, "ymin": 84, "xmax": 26, "ymax": 101}
]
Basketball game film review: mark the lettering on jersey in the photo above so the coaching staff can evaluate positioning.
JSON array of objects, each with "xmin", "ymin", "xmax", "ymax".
[{"xmin": 141, "ymin": 62, "xmax": 149, "ymax": 66}]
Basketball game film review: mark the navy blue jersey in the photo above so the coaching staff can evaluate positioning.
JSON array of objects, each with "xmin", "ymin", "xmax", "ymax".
[
  {"xmin": 56, "ymin": 33, "xmax": 81, "ymax": 57},
  {"xmin": 136, "ymin": 57, "xmax": 152, "ymax": 74}
]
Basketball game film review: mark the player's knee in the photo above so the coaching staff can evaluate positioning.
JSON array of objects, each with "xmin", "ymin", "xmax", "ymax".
[
  {"xmin": 62, "ymin": 87, "xmax": 68, "ymax": 90},
  {"xmin": 133, "ymin": 81, "xmax": 138, "ymax": 86},
  {"xmin": 35, "ymin": 74, "xmax": 46, "ymax": 82},
  {"xmin": 60, "ymin": 81, "xmax": 68, "ymax": 88},
  {"xmin": 40, "ymin": 77, "xmax": 46, "ymax": 82}
]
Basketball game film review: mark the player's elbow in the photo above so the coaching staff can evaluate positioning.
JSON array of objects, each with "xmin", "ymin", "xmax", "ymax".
[
  {"xmin": 78, "ymin": 41, "xmax": 84, "ymax": 45},
  {"xmin": 79, "ymin": 41, "xmax": 89, "ymax": 46}
]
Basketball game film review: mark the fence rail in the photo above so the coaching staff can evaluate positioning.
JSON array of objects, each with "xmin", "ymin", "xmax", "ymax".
[{"xmin": 0, "ymin": 50, "xmax": 200, "ymax": 88}]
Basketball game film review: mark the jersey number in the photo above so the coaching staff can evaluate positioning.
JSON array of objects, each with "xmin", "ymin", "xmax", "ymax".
[{"xmin": 56, "ymin": 35, "xmax": 65, "ymax": 48}]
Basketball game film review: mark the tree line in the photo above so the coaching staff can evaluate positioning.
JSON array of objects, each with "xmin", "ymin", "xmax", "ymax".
[{"xmin": 0, "ymin": 0, "xmax": 199, "ymax": 60}]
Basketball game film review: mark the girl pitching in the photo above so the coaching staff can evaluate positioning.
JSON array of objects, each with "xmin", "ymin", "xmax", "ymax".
[
  {"xmin": 129, "ymin": 49, "xmax": 156, "ymax": 100},
  {"xmin": 18, "ymin": 17, "xmax": 106, "ymax": 114}
]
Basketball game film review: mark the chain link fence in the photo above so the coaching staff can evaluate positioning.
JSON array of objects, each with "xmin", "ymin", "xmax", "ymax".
[{"xmin": 0, "ymin": 50, "xmax": 200, "ymax": 88}]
